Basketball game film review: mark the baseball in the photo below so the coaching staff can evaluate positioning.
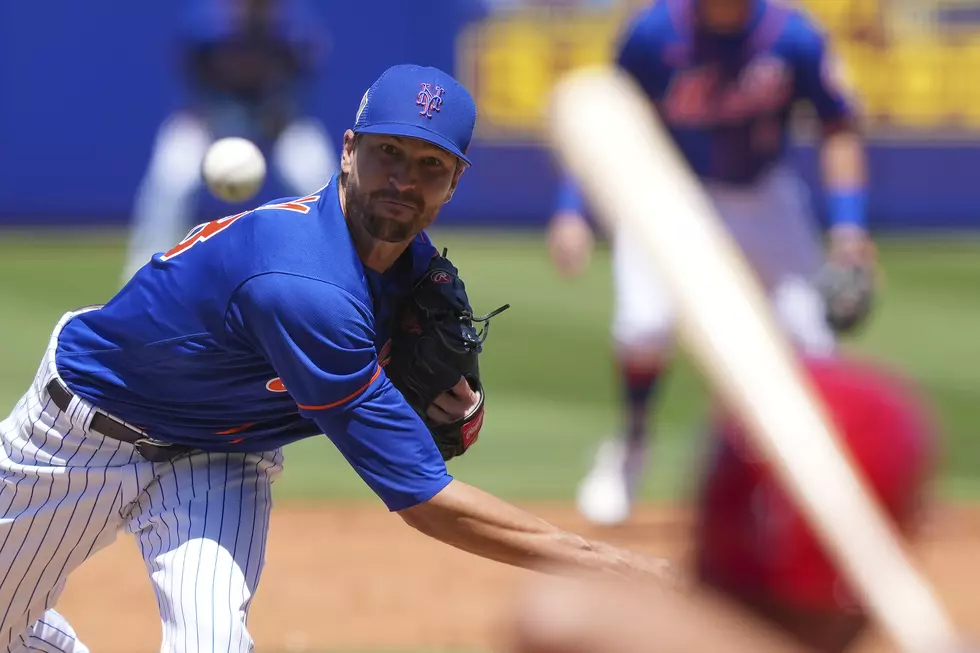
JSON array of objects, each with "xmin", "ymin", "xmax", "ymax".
[{"xmin": 202, "ymin": 137, "xmax": 266, "ymax": 203}]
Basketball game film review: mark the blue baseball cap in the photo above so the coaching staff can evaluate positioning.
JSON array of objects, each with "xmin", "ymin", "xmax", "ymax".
[{"xmin": 352, "ymin": 64, "xmax": 476, "ymax": 166}]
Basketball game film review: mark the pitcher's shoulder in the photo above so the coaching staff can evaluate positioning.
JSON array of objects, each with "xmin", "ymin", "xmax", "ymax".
[{"xmin": 242, "ymin": 190, "xmax": 369, "ymax": 296}]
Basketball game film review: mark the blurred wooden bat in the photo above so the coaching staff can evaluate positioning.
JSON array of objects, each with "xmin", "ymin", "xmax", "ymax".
[{"xmin": 547, "ymin": 65, "xmax": 960, "ymax": 653}]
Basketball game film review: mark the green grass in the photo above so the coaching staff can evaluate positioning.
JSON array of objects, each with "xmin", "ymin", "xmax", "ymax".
[{"xmin": 1, "ymin": 228, "xmax": 979, "ymax": 503}]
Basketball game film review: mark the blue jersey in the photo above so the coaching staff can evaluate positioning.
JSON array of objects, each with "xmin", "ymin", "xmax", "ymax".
[
  {"xmin": 56, "ymin": 175, "xmax": 449, "ymax": 511},
  {"xmin": 555, "ymin": 0, "xmax": 854, "ymax": 210}
]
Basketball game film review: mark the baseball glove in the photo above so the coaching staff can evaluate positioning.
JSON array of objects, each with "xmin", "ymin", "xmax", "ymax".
[
  {"xmin": 814, "ymin": 260, "xmax": 876, "ymax": 334},
  {"xmin": 385, "ymin": 249, "xmax": 510, "ymax": 461}
]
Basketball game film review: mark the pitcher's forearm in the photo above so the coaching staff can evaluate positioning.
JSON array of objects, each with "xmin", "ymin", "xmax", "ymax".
[{"xmin": 398, "ymin": 480, "xmax": 673, "ymax": 582}]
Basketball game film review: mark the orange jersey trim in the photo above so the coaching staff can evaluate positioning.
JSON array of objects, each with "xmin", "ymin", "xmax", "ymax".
[
  {"xmin": 217, "ymin": 422, "xmax": 257, "ymax": 436},
  {"xmin": 296, "ymin": 365, "xmax": 381, "ymax": 411}
]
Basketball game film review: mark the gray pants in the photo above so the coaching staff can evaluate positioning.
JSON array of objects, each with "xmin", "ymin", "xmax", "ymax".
[{"xmin": 611, "ymin": 165, "xmax": 836, "ymax": 357}]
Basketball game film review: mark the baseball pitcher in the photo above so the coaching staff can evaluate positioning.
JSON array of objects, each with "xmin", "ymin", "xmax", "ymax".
[{"xmin": 0, "ymin": 64, "xmax": 669, "ymax": 653}]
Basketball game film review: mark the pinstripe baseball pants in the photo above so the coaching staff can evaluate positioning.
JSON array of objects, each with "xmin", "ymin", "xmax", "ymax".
[{"xmin": 0, "ymin": 311, "xmax": 283, "ymax": 652}]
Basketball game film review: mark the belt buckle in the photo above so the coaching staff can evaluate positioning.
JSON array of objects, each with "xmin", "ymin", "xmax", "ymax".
[
  {"xmin": 132, "ymin": 437, "xmax": 183, "ymax": 463},
  {"xmin": 133, "ymin": 436, "xmax": 173, "ymax": 449}
]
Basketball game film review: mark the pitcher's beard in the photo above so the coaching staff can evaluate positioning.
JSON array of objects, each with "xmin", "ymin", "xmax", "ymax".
[
  {"xmin": 363, "ymin": 210, "xmax": 416, "ymax": 243},
  {"xmin": 343, "ymin": 178, "xmax": 427, "ymax": 243}
]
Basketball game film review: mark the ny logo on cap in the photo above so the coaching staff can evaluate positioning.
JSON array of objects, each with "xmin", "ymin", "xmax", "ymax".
[{"xmin": 416, "ymin": 83, "xmax": 445, "ymax": 119}]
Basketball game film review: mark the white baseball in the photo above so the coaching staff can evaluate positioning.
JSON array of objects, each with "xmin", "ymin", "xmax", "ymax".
[{"xmin": 202, "ymin": 137, "xmax": 267, "ymax": 203}]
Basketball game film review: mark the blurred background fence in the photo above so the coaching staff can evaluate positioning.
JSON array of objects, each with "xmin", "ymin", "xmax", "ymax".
[{"xmin": 1, "ymin": 0, "xmax": 978, "ymax": 230}]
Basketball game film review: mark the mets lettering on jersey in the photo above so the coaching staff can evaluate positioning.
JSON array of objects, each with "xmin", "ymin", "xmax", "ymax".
[
  {"xmin": 613, "ymin": 0, "xmax": 853, "ymax": 182},
  {"xmin": 663, "ymin": 57, "xmax": 793, "ymax": 125},
  {"xmin": 553, "ymin": 0, "xmax": 856, "ymax": 212}
]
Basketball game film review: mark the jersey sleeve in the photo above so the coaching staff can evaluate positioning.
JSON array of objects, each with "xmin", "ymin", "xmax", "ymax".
[
  {"xmin": 615, "ymin": 8, "xmax": 672, "ymax": 101},
  {"xmin": 793, "ymin": 19, "xmax": 855, "ymax": 127},
  {"xmin": 553, "ymin": 174, "xmax": 587, "ymax": 215},
  {"xmin": 229, "ymin": 272, "xmax": 451, "ymax": 511}
]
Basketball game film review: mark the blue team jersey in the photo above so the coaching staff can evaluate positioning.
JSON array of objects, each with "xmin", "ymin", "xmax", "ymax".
[
  {"xmin": 619, "ymin": 0, "xmax": 852, "ymax": 183},
  {"xmin": 555, "ymin": 0, "xmax": 854, "ymax": 211},
  {"xmin": 55, "ymin": 174, "xmax": 450, "ymax": 511}
]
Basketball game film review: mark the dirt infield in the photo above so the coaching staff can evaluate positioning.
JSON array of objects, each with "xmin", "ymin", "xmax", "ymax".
[{"xmin": 57, "ymin": 502, "xmax": 980, "ymax": 652}]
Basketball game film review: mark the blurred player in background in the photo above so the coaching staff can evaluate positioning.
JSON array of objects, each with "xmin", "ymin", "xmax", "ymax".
[
  {"xmin": 549, "ymin": 0, "xmax": 877, "ymax": 525},
  {"xmin": 502, "ymin": 354, "xmax": 940, "ymax": 653},
  {"xmin": 123, "ymin": 0, "xmax": 337, "ymax": 281}
]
